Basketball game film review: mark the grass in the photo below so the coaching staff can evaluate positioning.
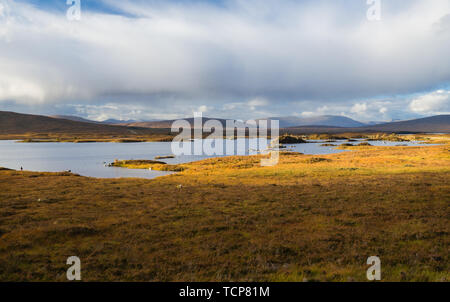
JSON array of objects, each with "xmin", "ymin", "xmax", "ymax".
[
  {"xmin": 110, "ymin": 160, "xmax": 186, "ymax": 172},
  {"xmin": 7, "ymin": 134, "xmax": 175, "ymax": 143},
  {"xmin": 5, "ymin": 132, "xmax": 448, "ymax": 145},
  {"xmin": 365, "ymin": 133, "xmax": 409, "ymax": 142},
  {"xmin": 0, "ymin": 140, "xmax": 449, "ymax": 281}
]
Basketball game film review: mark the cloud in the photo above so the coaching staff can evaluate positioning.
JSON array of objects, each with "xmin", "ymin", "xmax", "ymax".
[
  {"xmin": 0, "ymin": 0, "xmax": 449, "ymax": 120},
  {"xmin": 247, "ymin": 97, "xmax": 268, "ymax": 110},
  {"xmin": 350, "ymin": 103, "xmax": 368, "ymax": 115},
  {"xmin": 197, "ymin": 105, "xmax": 209, "ymax": 113},
  {"xmin": 222, "ymin": 97, "xmax": 268, "ymax": 112},
  {"xmin": 69, "ymin": 103, "xmax": 184, "ymax": 121},
  {"xmin": 294, "ymin": 100, "xmax": 400, "ymax": 122},
  {"xmin": 409, "ymin": 90, "xmax": 450, "ymax": 114},
  {"xmin": 0, "ymin": 73, "xmax": 46, "ymax": 102}
]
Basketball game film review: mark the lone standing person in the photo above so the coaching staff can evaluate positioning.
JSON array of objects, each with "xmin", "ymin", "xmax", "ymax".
[{"xmin": 20, "ymin": 166, "xmax": 23, "ymax": 171}]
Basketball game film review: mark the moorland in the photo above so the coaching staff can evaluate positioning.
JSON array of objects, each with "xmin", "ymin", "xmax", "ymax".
[{"xmin": 0, "ymin": 135, "xmax": 448, "ymax": 281}]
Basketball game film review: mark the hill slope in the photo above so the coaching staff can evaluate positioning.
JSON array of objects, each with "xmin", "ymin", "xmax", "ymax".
[
  {"xmin": 364, "ymin": 115, "xmax": 450, "ymax": 133},
  {"xmin": 286, "ymin": 115, "xmax": 450, "ymax": 134},
  {"xmin": 50, "ymin": 115, "xmax": 100, "ymax": 124},
  {"xmin": 0, "ymin": 111, "xmax": 167, "ymax": 136}
]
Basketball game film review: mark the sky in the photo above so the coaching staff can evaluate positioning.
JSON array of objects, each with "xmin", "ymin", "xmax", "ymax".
[{"xmin": 0, "ymin": 0, "xmax": 449, "ymax": 122}]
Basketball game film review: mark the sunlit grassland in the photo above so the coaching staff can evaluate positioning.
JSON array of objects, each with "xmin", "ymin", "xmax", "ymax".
[
  {"xmin": 0, "ymin": 140, "xmax": 448, "ymax": 281},
  {"xmin": 165, "ymin": 144, "xmax": 450, "ymax": 183},
  {"xmin": 110, "ymin": 160, "xmax": 186, "ymax": 172}
]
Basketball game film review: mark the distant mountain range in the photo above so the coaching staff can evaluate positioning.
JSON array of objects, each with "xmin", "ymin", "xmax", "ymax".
[
  {"xmin": 50, "ymin": 115, "xmax": 101, "ymax": 124},
  {"xmin": 50, "ymin": 115, "xmax": 141, "ymax": 125},
  {"xmin": 263, "ymin": 115, "xmax": 367, "ymax": 128},
  {"xmin": 121, "ymin": 117, "xmax": 249, "ymax": 129},
  {"xmin": 102, "ymin": 118, "xmax": 144, "ymax": 124},
  {"xmin": 286, "ymin": 115, "xmax": 450, "ymax": 134},
  {"xmin": 0, "ymin": 111, "xmax": 449, "ymax": 135},
  {"xmin": 121, "ymin": 115, "xmax": 367, "ymax": 128},
  {"xmin": 50, "ymin": 114, "xmax": 386, "ymax": 128}
]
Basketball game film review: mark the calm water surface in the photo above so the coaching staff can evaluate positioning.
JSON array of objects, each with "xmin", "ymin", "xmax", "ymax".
[{"xmin": 0, "ymin": 139, "xmax": 431, "ymax": 179}]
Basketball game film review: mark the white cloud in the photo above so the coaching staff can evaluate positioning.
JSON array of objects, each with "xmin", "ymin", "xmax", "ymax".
[
  {"xmin": 0, "ymin": 74, "xmax": 46, "ymax": 103},
  {"xmin": 294, "ymin": 101, "xmax": 395, "ymax": 122},
  {"xmin": 300, "ymin": 111, "xmax": 315, "ymax": 117},
  {"xmin": 409, "ymin": 90, "xmax": 450, "ymax": 114},
  {"xmin": 222, "ymin": 102, "xmax": 240, "ymax": 111},
  {"xmin": 70, "ymin": 103, "xmax": 185, "ymax": 121},
  {"xmin": 247, "ymin": 97, "xmax": 268, "ymax": 110},
  {"xmin": 222, "ymin": 97, "xmax": 268, "ymax": 113},
  {"xmin": 350, "ymin": 103, "xmax": 368, "ymax": 114},
  {"xmin": 0, "ymin": 0, "xmax": 449, "ymax": 120},
  {"xmin": 197, "ymin": 105, "xmax": 209, "ymax": 113}
]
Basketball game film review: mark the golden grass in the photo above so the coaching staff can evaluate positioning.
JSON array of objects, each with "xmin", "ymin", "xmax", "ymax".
[
  {"xmin": 0, "ymin": 133, "xmax": 175, "ymax": 143},
  {"xmin": 110, "ymin": 160, "xmax": 186, "ymax": 172},
  {"xmin": 5, "ymin": 131, "xmax": 444, "ymax": 144},
  {"xmin": 0, "ymin": 141, "xmax": 449, "ymax": 281}
]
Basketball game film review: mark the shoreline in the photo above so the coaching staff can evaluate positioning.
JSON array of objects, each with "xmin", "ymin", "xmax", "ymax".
[
  {"xmin": 1, "ymin": 142, "xmax": 445, "ymax": 180},
  {"xmin": 2, "ymin": 132, "xmax": 448, "ymax": 144}
]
